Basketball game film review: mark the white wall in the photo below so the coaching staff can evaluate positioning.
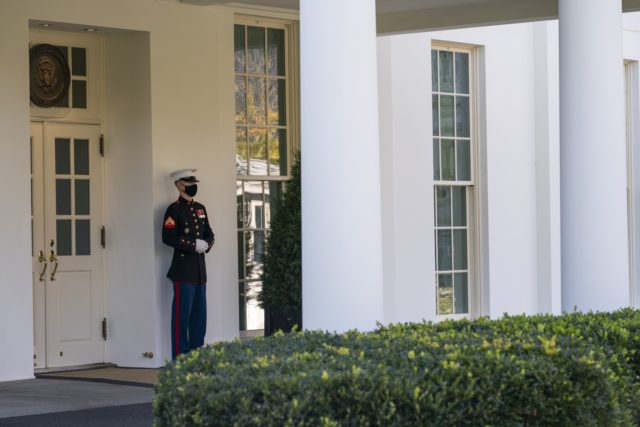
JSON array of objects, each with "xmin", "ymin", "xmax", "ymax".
[
  {"xmin": 0, "ymin": 0, "xmax": 238, "ymax": 379},
  {"xmin": 378, "ymin": 22, "xmax": 559, "ymax": 321}
]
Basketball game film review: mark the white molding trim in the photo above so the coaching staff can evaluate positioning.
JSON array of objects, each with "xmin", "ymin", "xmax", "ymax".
[{"xmin": 224, "ymin": 3, "xmax": 298, "ymax": 21}]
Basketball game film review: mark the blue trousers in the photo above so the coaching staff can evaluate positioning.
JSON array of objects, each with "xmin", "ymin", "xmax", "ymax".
[{"xmin": 171, "ymin": 282, "xmax": 207, "ymax": 360}]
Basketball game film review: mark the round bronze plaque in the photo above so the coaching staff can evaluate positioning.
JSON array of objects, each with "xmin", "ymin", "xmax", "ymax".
[{"xmin": 29, "ymin": 44, "xmax": 70, "ymax": 108}]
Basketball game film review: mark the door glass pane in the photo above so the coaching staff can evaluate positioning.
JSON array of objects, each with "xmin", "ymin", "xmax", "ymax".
[
  {"xmin": 247, "ymin": 26, "xmax": 265, "ymax": 74},
  {"xmin": 267, "ymin": 78, "xmax": 286, "ymax": 126},
  {"xmin": 438, "ymin": 51, "xmax": 453, "ymax": 93},
  {"xmin": 55, "ymin": 138, "xmax": 71, "ymax": 174},
  {"xmin": 265, "ymin": 181, "xmax": 282, "ymax": 229},
  {"xmin": 452, "ymin": 186, "xmax": 467, "ymax": 227},
  {"xmin": 457, "ymin": 140, "xmax": 470, "ymax": 181},
  {"xmin": 72, "ymin": 80, "xmax": 87, "ymax": 109},
  {"xmin": 237, "ymin": 231, "xmax": 245, "ymax": 278},
  {"xmin": 440, "ymin": 95, "xmax": 454, "ymax": 137},
  {"xmin": 234, "ymin": 25, "xmax": 246, "ymax": 73},
  {"xmin": 455, "ymin": 52, "xmax": 469, "ymax": 94},
  {"xmin": 71, "ymin": 47, "xmax": 86, "ymax": 76},
  {"xmin": 238, "ymin": 282, "xmax": 247, "ymax": 331},
  {"xmin": 437, "ymin": 230, "xmax": 452, "ymax": 270},
  {"xmin": 456, "ymin": 96, "xmax": 470, "ymax": 138},
  {"xmin": 433, "ymin": 139, "xmax": 440, "ymax": 180},
  {"xmin": 235, "ymin": 77, "xmax": 247, "ymax": 124},
  {"xmin": 56, "ymin": 179, "xmax": 71, "ymax": 215},
  {"xmin": 75, "ymin": 219, "xmax": 90, "ymax": 255},
  {"xmin": 441, "ymin": 139, "xmax": 455, "ymax": 180},
  {"xmin": 74, "ymin": 139, "xmax": 89, "ymax": 175},
  {"xmin": 248, "ymin": 128, "xmax": 267, "ymax": 174},
  {"xmin": 268, "ymin": 128, "xmax": 286, "ymax": 176},
  {"xmin": 247, "ymin": 77, "xmax": 266, "ymax": 125},
  {"xmin": 454, "ymin": 273, "xmax": 468, "ymax": 313},
  {"xmin": 267, "ymin": 28, "xmax": 285, "ymax": 76},
  {"xmin": 437, "ymin": 273, "xmax": 453, "ymax": 315},
  {"xmin": 453, "ymin": 229, "xmax": 467, "ymax": 270},
  {"xmin": 56, "ymin": 220, "xmax": 72, "ymax": 256},
  {"xmin": 236, "ymin": 181, "xmax": 244, "ymax": 229},
  {"xmin": 436, "ymin": 186, "xmax": 451, "ymax": 227},
  {"xmin": 75, "ymin": 180, "xmax": 90, "ymax": 215}
]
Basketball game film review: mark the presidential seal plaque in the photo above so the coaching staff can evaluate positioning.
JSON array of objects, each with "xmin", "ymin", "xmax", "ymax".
[{"xmin": 29, "ymin": 44, "xmax": 70, "ymax": 108}]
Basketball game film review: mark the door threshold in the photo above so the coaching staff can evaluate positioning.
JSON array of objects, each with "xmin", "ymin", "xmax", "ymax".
[{"xmin": 35, "ymin": 363, "xmax": 116, "ymax": 375}]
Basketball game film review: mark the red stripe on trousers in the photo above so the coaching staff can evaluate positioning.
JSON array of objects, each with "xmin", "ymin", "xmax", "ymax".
[{"xmin": 175, "ymin": 282, "xmax": 180, "ymax": 357}]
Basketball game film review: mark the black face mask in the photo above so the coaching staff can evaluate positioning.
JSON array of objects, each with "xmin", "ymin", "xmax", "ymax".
[{"xmin": 183, "ymin": 184, "xmax": 198, "ymax": 197}]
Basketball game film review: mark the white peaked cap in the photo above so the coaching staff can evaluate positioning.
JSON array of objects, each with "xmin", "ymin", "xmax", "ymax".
[{"xmin": 169, "ymin": 168, "xmax": 199, "ymax": 182}]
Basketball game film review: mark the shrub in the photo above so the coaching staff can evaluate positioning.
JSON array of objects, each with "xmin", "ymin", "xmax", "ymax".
[{"xmin": 153, "ymin": 310, "xmax": 640, "ymax": 426}]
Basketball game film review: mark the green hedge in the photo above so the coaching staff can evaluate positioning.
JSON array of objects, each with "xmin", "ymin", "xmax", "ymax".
[{"xmin": 153, "ymin": 310, "xmax": 640, "ymax": 426}]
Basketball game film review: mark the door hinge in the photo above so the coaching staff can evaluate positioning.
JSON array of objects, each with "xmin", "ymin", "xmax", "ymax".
[
  {"xmin": 99, "ymin": 134, "xmax": 104, "ymax": 157},
  {"xmin": 102, "ymin": 317, "xmax": 107, "ymax": 341},
  {"xmin": 101, "ymin": 226, "xmax": 106, "ymax": 248}
]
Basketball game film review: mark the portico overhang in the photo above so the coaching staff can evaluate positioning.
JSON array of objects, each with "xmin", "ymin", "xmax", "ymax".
[{"xmin": 182, "ymin": 0, "xmax": 640, "ymax": 33}]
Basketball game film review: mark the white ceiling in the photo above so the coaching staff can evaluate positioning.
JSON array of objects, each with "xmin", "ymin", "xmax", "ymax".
[{"xmin": 181, "ymin": 0, "xmax": 640, "ymax": 34}]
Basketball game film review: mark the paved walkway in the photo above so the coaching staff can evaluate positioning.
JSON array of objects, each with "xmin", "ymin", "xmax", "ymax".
[{"xmin": 0, "ymin": 368, "xmax": 158, "ymax": 426}]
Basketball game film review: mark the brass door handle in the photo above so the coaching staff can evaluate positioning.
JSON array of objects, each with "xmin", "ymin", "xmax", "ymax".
[
  {"xmin": 49, "ymin": 250, "xmax": 59, "ymax": 281},
  {"xmin": 37, "ymin": 250, "xmax": 48, "ymax": 282}
]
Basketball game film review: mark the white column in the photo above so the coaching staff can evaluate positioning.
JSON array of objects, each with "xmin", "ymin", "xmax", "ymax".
[
  {"xmin": 300, "ymin": 0, "xmax": 384, "ymax": 331},
  {"xmin": 559, "ymin": 0, "xmax": 629, "ymax": 311}
]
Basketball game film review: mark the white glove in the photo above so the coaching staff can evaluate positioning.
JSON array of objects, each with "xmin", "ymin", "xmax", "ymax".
[{"xmin": 195, "ymin": 239, "xmax": 208, "ymax": 253}]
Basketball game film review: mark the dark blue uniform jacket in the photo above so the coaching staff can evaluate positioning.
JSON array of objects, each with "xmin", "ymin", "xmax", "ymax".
[{"xmin": 162, "ymin": 197, "xmax": 215, "ymax": 284}]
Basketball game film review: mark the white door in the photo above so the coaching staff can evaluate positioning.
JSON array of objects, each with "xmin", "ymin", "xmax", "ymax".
[{"xmin": 31, "ymin": 122, "xmax": 105, "ymax": 368}]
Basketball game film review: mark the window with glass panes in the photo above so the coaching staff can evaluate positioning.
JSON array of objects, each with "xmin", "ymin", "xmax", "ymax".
[
  {"xmin": 234, "ymin": 22, "xmax": 290, "ymax": 332},
  {"xmin": 432, "ymin": 47, "xmax": 474, "ymax": 316}
]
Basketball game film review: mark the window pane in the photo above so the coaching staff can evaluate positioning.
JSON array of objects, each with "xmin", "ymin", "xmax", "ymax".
[
  {"xmin": 438, "ymin": 51, "xmax": 453, "ymax": 93},
  {"xmin": 441, "ymin": 139, "xmax": 455, "ymax": 181},
  {"xmin": 246, "ymin": 281, "xmax": 264, "ymax": 330},
  {"xmin": 56, "ymin": 220, "xmax": 72, "ymax": 256},
  {"xmin": 454, "ymin": 273, "xmax": 469, "ymax": 313},
  {"xmin": 247, "ymin": 26, "xmax": 265, "ymax": 74},
  {"xmin": 267, "ymin": 28, "xmax": 285, "ymax": 76},
  {"xmin": 455, "ymin": 52, "xmax": 469, "ymax": 94},
  {"xmin": 432, "ymin": 95, "xmax": 439, "ymax": 136},
  {"xmin": 234, "ymin": 25, "xmax": 246, "ymax": 73},
  {"xmin": 55, "ymin": 138, "xmax": 71, "ymax": 174},
  {"xmin": 56, "ymin": 179, "xmax": 71, "ymax": 215},
  {"xmin": 238, "ymin": 282, "xmax": 247, "ymax": 330},
  {"xmin": 237, "ymin": 231, "xmax": 245, "ymax": 278},
  {"xmin": 453, "ymin": 229, "xmax": 467, "ymax": 270},
  {"xmin": 452, "ymin": 186, "xmax": 467, "ymax": 227},
  {"xmin": 235, "ymin": 77, "xmax": 247, "ymax": 124},
  {"xmin": 431, "ymin": 50, "xmax": 438, "ymax": 92},
  {"xmin": 75, "ymin": 179, "xmax": 90, "ymax": 215},
  {"xmin": 436, "ymin": 186, "xmax": 451, "ymax": 227},
  {"xmin": 76, "ymin": 219, "xmax": 90, "ymax": 255},
  {"xmin": 247, "ymin": 77, "xmax": 266, "ymax": 125},
  {"xmin": 456, "ymin": 96, "xmax": 470, "ymax": 138},
  {"xmin": 268, "ymin": 128, "xmax": 286, "ymax": 176},
  {"xmin": 437, "ymin": 230, "xmax": 452, "ymax": 270},
  {"xmin": 72, "ymin": 80, "xmax": 87, "ymax": 109},
  {"xmin": 236, "ymin": 181, "xmax": 244, "ymax": 229},
  {"xmin": 265, "ymin": 181, "xmax": 283, "ymax": 229},
  {"xmin": 440, "ymin": 95, "xmax": 454, "ymax": 137},
  {"xmin": 236, "ymin": 127, "xmax": 248, "ymax": 175},
  {"xmin": 433, "ymin": 139, "xmax": 440, "ymax": 180},
  {"xmin": 74, "ymin": 139, "xmax": 89, "ymax": 175},
  {"xmin": 267, "ymin": 78, "xmax": 286, "ymax": 126},
  {"xmin": 71, "ymin": 47, "xmax": 86, "ymax": 76},
  {"xmin": 437, "ymin": 273, "xmax": 453, "ymax": 315},
  {"xmin": 457, "ymin": 140, "xmax": 470, "ymax": 181},
  {"xmin": 248, "ymin": 128, "xmax": 267, "ymax": 175}
]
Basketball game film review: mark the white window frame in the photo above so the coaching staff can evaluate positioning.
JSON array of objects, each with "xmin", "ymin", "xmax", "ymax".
[
  {"xmin": 432, "ymin": 42, "xmax": 482, "ymax": 321},
  {"xmin": 234, "ymin": 15, "xmax": 299, "ymax": 336},
  {"xmin": 625, "ymin": 59, "xmax": 639, "ymax": 307}
]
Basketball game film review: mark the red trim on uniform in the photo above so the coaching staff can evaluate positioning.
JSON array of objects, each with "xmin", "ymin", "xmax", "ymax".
[{"xmin": 175, "ymin": 282, "xmax": 181, "ymax": 357}]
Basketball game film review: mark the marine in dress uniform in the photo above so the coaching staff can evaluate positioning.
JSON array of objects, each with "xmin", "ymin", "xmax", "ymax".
[{"xmin": 162, "ymin": 169, "xmax": 215, "ymax": 360}]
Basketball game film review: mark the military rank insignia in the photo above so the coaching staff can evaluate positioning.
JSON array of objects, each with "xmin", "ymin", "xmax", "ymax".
[
  {"xmin": 164, "ymin": 216, "xmax": 176, "ymax": 229},
  {"xmin": 197, "ymin": 209, "xmax": 205, "ymax": 219}
]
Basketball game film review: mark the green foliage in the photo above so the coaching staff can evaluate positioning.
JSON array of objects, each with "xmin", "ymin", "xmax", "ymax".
[
  {"xmin": 257, "ymin": 152, "xmax": 301, "ymax": 311},
  {"xmin": 153, "ymin": 310, "xmax": 640, "ymax": 426}
]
